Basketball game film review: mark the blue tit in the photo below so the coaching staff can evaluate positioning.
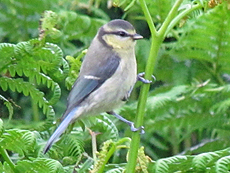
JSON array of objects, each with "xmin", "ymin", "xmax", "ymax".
[{"xmin": 43, "ymin": 19, "xmax": 147, "ymax": 153}]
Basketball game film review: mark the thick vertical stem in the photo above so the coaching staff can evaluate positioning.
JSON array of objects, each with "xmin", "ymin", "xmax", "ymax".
[{"xmin": 126, "ymin": 0, "xmax": 184, "ymax": 172}]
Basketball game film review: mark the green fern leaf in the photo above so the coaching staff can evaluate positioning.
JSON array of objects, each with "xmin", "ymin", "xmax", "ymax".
[
  {"xmin": 60, "ymin": 134, "xmax": 84, "ymax": 157},
  {"xmin": 193, "ymin": 152, "xmax": 219, "ymax": 171},
  {"xmin": 171, "ymin": 3, "xmax": 230, "ymax": 73},
  {"xmin": 8, "ymin": 80, "xmax": 16, "ymax": 92},
  {"xmin": 0, "ymin": 77, "xmax": 56, "ymax": 121},
  {"xmin": 0, "ymin": 129, "xmax": 36, "ymax": 155},
  {"xmin": 0, "ymin": 43, "xmax": 15, "ymax": 71},
  {"xmin": 0, "ymin": 43, "xmax": 15, "ymax": 58},
  {"xmin": 147, "ymin": 85, "xmax": 188, "ymax": 112},
  {"xmin": 0, "ymin": 162, "xmax": 14, "ymax": 173},
  {"xmin": 155, "ymin": 159, "xmax": 169, "ymax": 173},
  {"xmin": 0, "ymin": 80, "xmax": 7, "ymax": 91},
  {"xmin": 14, "ymin": 42, "xmax": 30, "ymax": 57},
  {"xmin": 15, "ymin": 158, "xmax": 64, "ymax": 173},
  {"xmin": 155, "ymin": 156, "xmax": 188, "ymax": 173},
  {"xmin": 216, "ymin": 156, "xmax": 230, "ymax": 173},
  {"xmin": 83, "ymin": 115, "xmax": 119, "ymax": 141},
  {"xmin": 8, "ymin": 66, "xmax": 16, "ymax": 77}
]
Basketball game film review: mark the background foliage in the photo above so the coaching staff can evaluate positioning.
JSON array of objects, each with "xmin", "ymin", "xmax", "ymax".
[{"xmin": 1, "ymin": 0, "xmax": 230, "ymax": 172}]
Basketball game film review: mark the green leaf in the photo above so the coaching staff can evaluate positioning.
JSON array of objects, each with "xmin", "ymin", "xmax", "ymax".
[
  {"xmin": 0, "ymin": 162, "xmax": 14, "ymax": 173},
  {"xmin": 171, "ymin": 3, "xmax": 230, "ymax": 74},
  {"xmin": 0, "ymin": 129, "xmax": 36, "ymax": 155},
  {"xmin": 15, "ymin": 158, "xmax": 64, "ymax": 173},
  {"xmin": 216, "ymin": 156, "xmax": 230, "ymax": 173},
  {"xmin": 193, "ymin": 152, "xmax": 219, "ymax": 171}
]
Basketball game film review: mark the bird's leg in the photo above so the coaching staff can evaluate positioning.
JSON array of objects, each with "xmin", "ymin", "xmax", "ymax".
[
  {"xmin": 107, "ymin": 111, "xmax": 145, "ymax": 134},
  {"xmin": 137, "ymin": 72, "xmax": 156, "ymax": 84}
]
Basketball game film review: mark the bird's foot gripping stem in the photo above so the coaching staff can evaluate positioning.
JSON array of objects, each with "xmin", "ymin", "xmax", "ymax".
[
  {"xmin": 107, "ymin": 111, "xmax": 145, "ymax": 134},
  {"xmin": 137, "ymin": 72, "xmax": 156, "ymax": 84}
]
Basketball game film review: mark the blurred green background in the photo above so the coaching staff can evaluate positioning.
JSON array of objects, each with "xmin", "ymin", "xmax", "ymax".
[{"xmin": 1, "ymin": 0, "xmax": 230, "ymax": 172}]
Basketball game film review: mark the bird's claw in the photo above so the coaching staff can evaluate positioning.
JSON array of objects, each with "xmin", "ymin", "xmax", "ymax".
[
  {"xmin": 130, "ymin": 122, "xmax": 145, "ymax": 134},
  {"xmin": 137, "ymin": 72, "xmax": 156, "ymax": 84}
]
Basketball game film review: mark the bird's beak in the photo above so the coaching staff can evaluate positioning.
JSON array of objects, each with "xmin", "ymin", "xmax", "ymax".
[{"xmin": 132, "ymin": 34, "xmax": 143, "ymax": 40}]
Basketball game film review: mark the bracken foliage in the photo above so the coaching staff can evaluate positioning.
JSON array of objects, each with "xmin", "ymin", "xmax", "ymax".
[{"xmin": 1, "ymin": 0, "xmax": 230, "ymax": 172}]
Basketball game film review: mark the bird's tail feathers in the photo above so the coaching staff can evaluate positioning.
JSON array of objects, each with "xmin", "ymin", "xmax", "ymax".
[{"xmin": 43, "ymin": 107, "xmax": 78, "ymax": 154}]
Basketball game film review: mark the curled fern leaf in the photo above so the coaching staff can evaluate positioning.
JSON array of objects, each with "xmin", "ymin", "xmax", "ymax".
[{"xmin": 0, "ymin": 39, "xmax": 67, "ymax": 124}]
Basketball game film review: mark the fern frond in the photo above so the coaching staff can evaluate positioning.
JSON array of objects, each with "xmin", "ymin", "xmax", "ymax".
[
  {"xmin": 83, "ymin": 115, "xmax": 119, "ymax": 141},
  {"xmin": 0, "ymin": 76, "xmax": 56, "ymax": 130},
  {"xmin": 146, "ymin": 85, "xmax": 189, "ymax": 112},
  {"xmin": 96, "ymin": 115, "xmax": 119, "ymax": 141},
  {"xmin": 216, "ymin": 155, "xmax": 230, "ymax": 173},
  {"xmin": 192, "ymin": 152, "xmax": 219, "ymax": 171},
  {"xmin": 0, "ymin": 129, "xmax": 36, "ymax": 155},
  {"xmin": 0, "ymin": 77, "xmax": 50, "ymax": 113},
  {"xmin": 0, "ymin": 43, "xmax": 15, "ymax": 72},
  {"xmin": 171, "ymin": 2, "xmax": 230, "ymax": 73},
  {"xmin": 155, "ymin": 155, "xmax": 188, "ymax": 173},
  {"xmin": 0, "ymin": 38, "xmax": 67, "ymax": 124},
  {"xmin": 0, "ymin": 162, "xmax": 14, "ymax": 173},
  {"xmin": 15, "ymin": 158, "xmax": 64, "ymax": 173},
  {"xmin": 61, "ymin": 134, "xmax": 84, "ymax": 157}
]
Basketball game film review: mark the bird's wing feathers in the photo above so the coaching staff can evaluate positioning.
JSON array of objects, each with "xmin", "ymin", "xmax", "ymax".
[
  {"xmin": 44, "ymin": 54, "xmax": 120, "ymax": 153},
  {"xmin": 62, "ymin": 53, "xmax": 120, "ymax": 120}
]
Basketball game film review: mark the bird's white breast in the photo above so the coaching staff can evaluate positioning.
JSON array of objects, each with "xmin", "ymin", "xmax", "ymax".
[{"xmin": 81, "ymin": 49, "xmax": 137, "ymax": 116}]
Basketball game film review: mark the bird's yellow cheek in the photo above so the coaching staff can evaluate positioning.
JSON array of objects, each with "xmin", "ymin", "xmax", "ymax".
[{"xmin": 103, "ymin": 35, "xmax": 134, "ymax": 49}]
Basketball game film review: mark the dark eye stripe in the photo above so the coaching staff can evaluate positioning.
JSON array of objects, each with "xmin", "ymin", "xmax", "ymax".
[
  {"xmin": 104, "ymin": 31, "xmax": 132, "ymax": 37},
  {"xmin": 116, "ymin": 31, "xmax": 128, "ymax": 37}
]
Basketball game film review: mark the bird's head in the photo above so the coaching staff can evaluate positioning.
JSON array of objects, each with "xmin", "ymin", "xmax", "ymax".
[{"xmin": 98, "ymin": 19, "xmax": 143, "ymax": 50}]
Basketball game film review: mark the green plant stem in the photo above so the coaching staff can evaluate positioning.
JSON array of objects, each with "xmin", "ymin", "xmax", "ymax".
[
  {"xmin": 165, "ymin": 3, "xmax": 202, "ymax": 36},
  {"xmin": 0, "ymin": 147, "xmax": 15, "ymax": 171},
  {"xmin": 89, "ymin": 130, "xmax": 98, "ymax": 162},
  {"xmin": 158, "ymin": 0, "xmax": 184, "ymax": 38},
  {"xmin": 126, "ymin": 0, "xmax": 184, "ymax": 172}
]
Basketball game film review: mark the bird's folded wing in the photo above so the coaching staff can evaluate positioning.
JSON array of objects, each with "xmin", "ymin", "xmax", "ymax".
[{"xmin": 61, "ymin": 54, "xmax": 120, "ymax": 120}]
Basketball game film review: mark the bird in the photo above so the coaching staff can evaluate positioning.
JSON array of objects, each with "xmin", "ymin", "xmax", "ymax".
[{"xmin": 43, "ymin": 19, "xmax": 150, "ymax": 154}]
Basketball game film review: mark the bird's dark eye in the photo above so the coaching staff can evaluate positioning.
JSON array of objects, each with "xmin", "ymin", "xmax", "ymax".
[{"xmin": 117, "ymin": 31, "xmax": 128, "ymax": 37}]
